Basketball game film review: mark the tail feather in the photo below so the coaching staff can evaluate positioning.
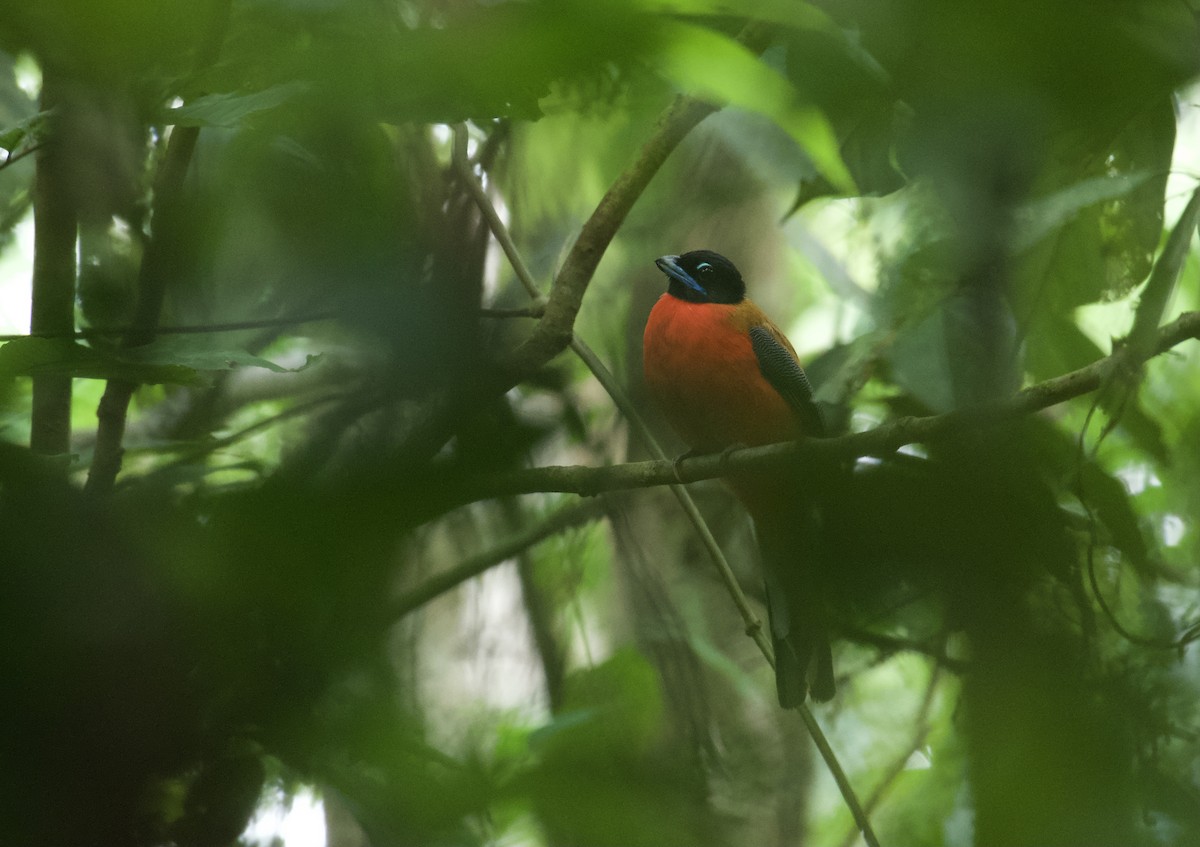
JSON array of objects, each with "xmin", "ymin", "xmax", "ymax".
[
  {"xmin": 757, "ymin": 506, "xmax": 834, "ymax": 707},
  {"xmin": 768, "ymin": 587, "xmax": 834, "ymax": 706}
]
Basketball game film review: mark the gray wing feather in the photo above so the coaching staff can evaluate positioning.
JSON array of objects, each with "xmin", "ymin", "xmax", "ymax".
[{"xmin": 749, "ymin": 325, "xmax": 826, "ymax": 437}]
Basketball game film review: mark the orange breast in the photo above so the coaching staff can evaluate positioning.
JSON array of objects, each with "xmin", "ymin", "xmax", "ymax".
[{"xmin": 642, "ymin": 295, "xmax": 801, "ymax": 452}]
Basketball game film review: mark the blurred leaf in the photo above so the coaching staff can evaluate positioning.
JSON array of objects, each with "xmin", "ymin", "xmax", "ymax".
[
  {"xmin": 0, "ymin": 338, "xmax": 202, "ymax": 385},
  {"xmin": 163, "ymin": 83, "xmax": 309, "ymax": 128},
  {"xmin": 644, "ymin": 0, "xmax": 889, "ymax": 81},
  {"xmin": 653, "ymin": 20, "xmax": 855, "ymax": 193},
  {"xmin": 527, "ymin": 650, "xmax": 697, "ymax": 847},
  {"xmin": 122, "ymin": 336, "xmax": 319, "ymax": 375},
  {"xmin": 1025, "ymin": 417, "xmax": 1152, "ymax": 574},
  {"xmin": 1013, "ymin": 101, "xmax": 1176, "ymax": 325},
  {"xmin": 0, "ymin": 337, "xmax": 311, "ymax": 385},
  {"xmin": 1012, "ymin": 172, "xmax": 1154, "ymax": 254}
]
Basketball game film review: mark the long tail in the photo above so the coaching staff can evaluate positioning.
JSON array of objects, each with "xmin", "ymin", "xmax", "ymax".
[{"xmin": 755, "ymin": 506, "xmax": 834, "ymax": 706}]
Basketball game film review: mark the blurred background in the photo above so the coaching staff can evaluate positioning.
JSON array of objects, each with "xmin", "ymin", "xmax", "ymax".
[{"xmin": 1, "ymin": 0, "xmax": 1200, "ymax": 845}]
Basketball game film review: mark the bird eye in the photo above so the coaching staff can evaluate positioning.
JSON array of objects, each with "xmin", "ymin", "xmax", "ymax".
[{"xmin": 696, "ymin": 262, "xmax": 713, "ymax": 274}]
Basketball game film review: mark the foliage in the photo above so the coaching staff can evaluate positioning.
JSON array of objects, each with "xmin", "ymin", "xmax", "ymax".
[{"xmin": 1, "ymin": 1, "xmax": 1199, "ymax": 845}]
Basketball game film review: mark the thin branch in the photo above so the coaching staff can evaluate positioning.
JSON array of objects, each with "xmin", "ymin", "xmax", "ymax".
[
  {"xmin": 841, "ymin": 627, "xmax": 968, "ymax": 675},
  {"xmin": 497, "ymin": 24, "xmax": 780, "ymax": 382},
  {"xmin": 459, "ymin": 310, "xmax": 1200, "ymax": 503},
  {"xmin": 85, "ymin": 0, "xmax": 233, "ymax": 496},
  {"xmin": 136, "ymin": 391, "xmax": 350, "ymax": 481},
  {"xmin": 835, "ymin": 667, "xmax": 943, "ymax": 847},
  {"xmin": 392, "ymin": 497, "xmax": 609, "ymax": 618},
  {"xmin": 0, "ymin": 140, "xmax": 45, "ymax": 173},
  {"xmin": 498, "ymin": 93, "xmax": 717, "ymax": 380}
]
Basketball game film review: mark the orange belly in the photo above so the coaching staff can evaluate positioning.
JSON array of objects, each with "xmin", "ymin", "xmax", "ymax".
[{"xmin": 643, "ymin": 294, "xmax": 801, "ymax": 452}]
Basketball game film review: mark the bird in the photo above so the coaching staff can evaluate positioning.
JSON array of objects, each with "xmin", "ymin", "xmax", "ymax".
[{"xmin": 642, "ymin": 250, "xmax": 834, "ymax": 705}]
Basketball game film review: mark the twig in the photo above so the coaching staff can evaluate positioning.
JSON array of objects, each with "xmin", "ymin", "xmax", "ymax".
[
  {"xmin": 835, "ymin": 667, "xmax": 943, "ymax": 847},
  {"xmin": 499, "ymin": 93, "xmax": 717, "ymax": 380},
  {"xmin": 136, "ymin": 391, "xmax": 349, "ymax": 480},
  {"xmin": 392, "ymin": 497, "xmax": 609, "ymax": 618},
  {"xmin": 840, "ymin": 627, "xmax": 968, "ymax": 674},
  {"xmin": 0, "ymin": 140, "xmax": 45, "ymax": 172},
  {"xmin": 456, "ymin": 124, "xmax": 881, "ymax": 847}
]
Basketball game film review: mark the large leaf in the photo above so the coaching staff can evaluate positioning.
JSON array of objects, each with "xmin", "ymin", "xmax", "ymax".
[
  {"xmin": 1011, "ymin": 172, "xmax": 1155, "ymax": 254},
  {"xmin": 652, "ymin": 20, "xmax": 856, "ymax": 193},
  {"xmin": 120, "ymin": 336, "xmax": 319, "ymax": 375},
  {"xmin": 642, "ymin": 0, "xmax": 888, "ymax": 81},
  {"xmin": 0, "ymin": 338, "xmax": 202, "ymax": 385},
  {"xmin": 163, "ymin": 83, "xmax": 309, "ymax": 128},
  {"xmin": 1012, "ymin": 100, "xmax": 1176, "ymax": 325},
  {"xmin": 0, "ymin": 337, "xmax": 312, "ymax": 385}
]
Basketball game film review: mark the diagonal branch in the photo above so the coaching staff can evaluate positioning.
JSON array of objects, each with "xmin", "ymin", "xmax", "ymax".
[
  {"xmin": 392, "ymin": 497, "xmax": 609, "ymax": 619},
  {"xmin": 498, "ymin": 94, "xmax": 716, "ymax": 378}
]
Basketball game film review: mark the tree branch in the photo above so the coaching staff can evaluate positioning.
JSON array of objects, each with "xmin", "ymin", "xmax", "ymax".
[
  {"xmin": 462, "ymin": 310, "xmax": 1200, "ymax": 503},
  {"xmin": 499, "ymin": 93, "xmax": 715, "ymax": 379},
  {"xmin": 29, "ymin": 74, "xmax": 77, "ymax": 458}
]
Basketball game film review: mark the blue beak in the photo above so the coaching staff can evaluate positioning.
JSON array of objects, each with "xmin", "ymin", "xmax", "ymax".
[{"xmin": 655, "ymin": 255, "xmax": 705, "ymax": 296}]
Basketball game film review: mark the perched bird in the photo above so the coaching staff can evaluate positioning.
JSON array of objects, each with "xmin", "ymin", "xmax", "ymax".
[{"xmin": 643, "ymin": 250, "xmax": 834, "ymax": 705}]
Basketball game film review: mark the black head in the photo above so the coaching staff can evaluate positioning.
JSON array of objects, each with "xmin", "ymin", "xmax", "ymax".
[{"xmin": 655, "ymin": 250, "xmax": 745, "ymax": 305}]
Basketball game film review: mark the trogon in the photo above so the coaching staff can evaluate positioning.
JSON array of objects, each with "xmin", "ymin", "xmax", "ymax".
[{"xmin": 643, "ymin": 250, "xmax": 834, "ymax": 705}]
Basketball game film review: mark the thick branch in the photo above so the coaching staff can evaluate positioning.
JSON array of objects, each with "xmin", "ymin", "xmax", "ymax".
[
  {"xmin": 465, "ymin": 310, "xmax": 1200, "ymax": 502},
  {"xmin": 29, "ymin": 74, "xmax": 78, "ymax": 458}
]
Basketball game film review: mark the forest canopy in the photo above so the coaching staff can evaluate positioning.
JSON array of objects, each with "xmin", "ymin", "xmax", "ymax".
[{"xmin": 2, "ymin": 1, "xmax": 1200, "ymax": 845}]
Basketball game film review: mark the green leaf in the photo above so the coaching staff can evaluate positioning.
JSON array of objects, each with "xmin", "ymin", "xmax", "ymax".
[
  {"xmin": 641, "ymin": 0, "xmax": 888, "ymax": 81},
  {"xmin": 652, "ymin": 20, "xmax": 856, "ymax": 194},
  {"xmin": 1012, "ymin": 101, "xmax": 1176, "ymax": 325},
  {"xmin": 1011, "ymin": 172, "xmax": 1154, "ymax": 254},
  {"xmin": 121, "ymin": 337, "xmax": 317, "ymax": 374},
  {"xmin": 0, "ymin": 337, "xmax": 311, "ymax": 385},
  {"xmin": 163, "ymin": 83, "xmax": 310, "ymax": 128},
  {"xmin": 0, "ymin": 337, "xmax": 203, "ymax": 385}
]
